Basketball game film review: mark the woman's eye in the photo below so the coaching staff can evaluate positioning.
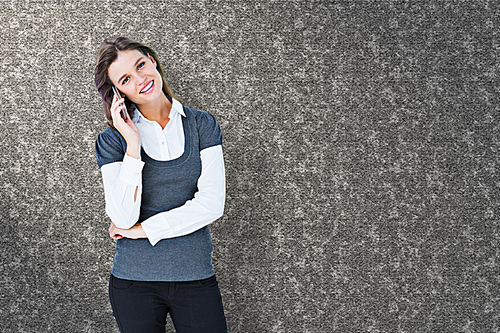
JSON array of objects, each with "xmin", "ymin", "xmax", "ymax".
[
  {"xmin": 138, "ymin": 62, "xmax": 145, "ymax": 69},
  {"xmin": 122, "ymin": 77, "xmax": 129, "ymax": 84}
]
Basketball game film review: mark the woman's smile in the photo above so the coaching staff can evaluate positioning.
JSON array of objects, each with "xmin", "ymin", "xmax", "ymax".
[{"xmin": 140, "ymin": 80, "xmax": 154, "ymax": 94}]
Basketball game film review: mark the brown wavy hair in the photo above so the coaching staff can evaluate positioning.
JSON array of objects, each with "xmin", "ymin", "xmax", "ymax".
[{"xmin": 94, "ymin": 36, "xmax": 181, "ymax": 128}]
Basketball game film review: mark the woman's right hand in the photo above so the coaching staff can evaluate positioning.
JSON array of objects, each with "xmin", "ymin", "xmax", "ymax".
[{"xmin": 111, "ymin": 94, "xmax": 141, "ymax": 159}]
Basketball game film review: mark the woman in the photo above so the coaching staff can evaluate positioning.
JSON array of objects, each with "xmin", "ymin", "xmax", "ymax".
[{"xmin": 93, "ymin": 36, "xmax": 227, "ymax": 333}]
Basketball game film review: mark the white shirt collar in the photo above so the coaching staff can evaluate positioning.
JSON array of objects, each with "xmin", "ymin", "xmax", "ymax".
[{"xmin": 132, "ymin": 98, "xmax": 185, "ymax": 124}]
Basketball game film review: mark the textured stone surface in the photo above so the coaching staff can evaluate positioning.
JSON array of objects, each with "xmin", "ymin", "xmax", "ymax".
[{"xmin": 0, "ymin": 1, "xmax": 498, "ymax": 332}]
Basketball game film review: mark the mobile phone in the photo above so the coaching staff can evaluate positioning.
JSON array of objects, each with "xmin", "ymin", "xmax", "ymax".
[{"xmin": 112, "ymin": 86, "xmax": 128, "ymax": 120}]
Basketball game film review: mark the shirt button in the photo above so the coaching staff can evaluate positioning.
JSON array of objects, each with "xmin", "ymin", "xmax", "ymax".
[{"xmin": 162, "ymin": 141, "xmax": 165, "ymax": 145}]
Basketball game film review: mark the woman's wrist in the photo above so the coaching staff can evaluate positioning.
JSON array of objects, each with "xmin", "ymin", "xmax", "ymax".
[{"xmin": 126, "ymin": 141, "xmax": 141, "ymax": 159}]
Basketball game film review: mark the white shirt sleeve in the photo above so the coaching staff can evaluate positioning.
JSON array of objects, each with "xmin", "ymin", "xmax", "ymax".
[
  {"xmin": 100, "ymin": 154, "xmax": 145, "ymax": 229},
  {"xmin": 141, "ymin": 144, "xmax": 226, "ymax": 246}
]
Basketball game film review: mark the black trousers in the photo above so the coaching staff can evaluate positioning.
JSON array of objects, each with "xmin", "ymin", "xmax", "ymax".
[{"xmin": 109, "ymin": 274, "xmax": 228, "ymax": 333}]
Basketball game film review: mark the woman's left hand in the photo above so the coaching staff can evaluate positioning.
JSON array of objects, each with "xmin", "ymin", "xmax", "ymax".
[{"xmin": 109, "ymin": 222, "xmax": 147, "ymax": 240}]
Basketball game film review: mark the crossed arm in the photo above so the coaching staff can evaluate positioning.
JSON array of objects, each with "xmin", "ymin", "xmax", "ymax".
[{"xmin": 101, "ymin": 144, "xmax": 225, "ymax": 246}]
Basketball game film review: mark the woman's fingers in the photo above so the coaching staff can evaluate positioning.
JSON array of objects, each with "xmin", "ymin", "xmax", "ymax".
[
  {"xmin": 109, "ymin": 222, "xmax": 124, "ymax": 240},
  {"xmin": 109, "ymin": 222, "xmax": 123, "ymax": 240},
  {"xmin": 111, "ymin": 95, "xmax": 127, "ymax": 122},
  {"xmin": 109, "ymin": 222, "xmax": 119, "ymax": 236},
  {"xmin": 110, "ymin": 95, "xmax": 119, "ymax": 122},
  {"xmin": 109, "ymin": 222, "xmax": 115, "ymax": 237}
]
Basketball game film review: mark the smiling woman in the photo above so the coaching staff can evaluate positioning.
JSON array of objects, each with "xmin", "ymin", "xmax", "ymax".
[{"xmin": 93, "ymin": 36, "xmax": 228, "ymax": 333}]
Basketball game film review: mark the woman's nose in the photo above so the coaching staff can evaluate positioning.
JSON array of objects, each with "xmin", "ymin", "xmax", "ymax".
[{"xmin": 137, "ymin": 75, "xmax": 147, "ymax": 86}]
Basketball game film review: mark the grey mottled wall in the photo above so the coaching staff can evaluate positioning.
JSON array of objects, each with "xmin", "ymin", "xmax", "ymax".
[{"xmin": 0, "ymin": 1, "xmax": 498, "ymax": 332}]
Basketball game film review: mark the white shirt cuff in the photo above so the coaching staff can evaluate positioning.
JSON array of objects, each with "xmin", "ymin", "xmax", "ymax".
[
  {"xmin": 119, "ymin": 154, "xmax": 145, "ymax": 185},
  {"xmin": 141, "ymin": 214, "xmax": 172, "ymax": 246}
]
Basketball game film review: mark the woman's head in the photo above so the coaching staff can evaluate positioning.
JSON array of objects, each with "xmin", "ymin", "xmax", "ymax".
[{"xmin": 94, "ymin": 36, "xmax": 181, "ymax": 128}]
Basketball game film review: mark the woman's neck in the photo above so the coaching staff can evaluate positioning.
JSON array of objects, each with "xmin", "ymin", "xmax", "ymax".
[{"xmin": 137, "ymin": 92, "xmax": 172, "ymax": 129}]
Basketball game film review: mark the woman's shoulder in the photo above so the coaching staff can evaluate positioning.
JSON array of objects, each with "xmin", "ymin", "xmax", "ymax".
[
  {"xmin": 96, "ymin": 126, "xmax": 125, "ymax": 145},
  {"xmin": 183, "ymin": 106, "xmax": 219, "ymax": 129},
  {"xmin": 98, "ymin": 126, "xmax": 120, "ymax": 136},
  {"xmin": 95, "ymin": 127, "xmax": 127, "ymax": 152},
  {"xmin": 95, "ymin": 126, "xmax": 127, "ymax": 167},
  {"xmin": 182, "ymin": 106, "xmax": 222, "ymax": 149},
  {"xmin": 183, "ymin": 105, "xmax": 215, "ymax": 119}
]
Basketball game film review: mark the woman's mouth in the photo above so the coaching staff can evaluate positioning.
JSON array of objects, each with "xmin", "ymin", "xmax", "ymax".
[{"xmin": 140, "ymin": 80, "xmax": 154, "ymax": 94}]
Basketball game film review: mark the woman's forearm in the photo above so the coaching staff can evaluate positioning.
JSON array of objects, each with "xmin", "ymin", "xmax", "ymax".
[{"xmin": 101, "ymin": 155, "xmax": 144, "ymax": 229}]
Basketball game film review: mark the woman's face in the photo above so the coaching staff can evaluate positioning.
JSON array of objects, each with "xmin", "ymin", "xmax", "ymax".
[{"xmin": 108, "ymin": 49, "xmax": 163, "ymax": 106}]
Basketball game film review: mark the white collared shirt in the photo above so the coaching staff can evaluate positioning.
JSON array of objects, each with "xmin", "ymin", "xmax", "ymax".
[
  {"xmin": 100, "ymin": 98, "xmax": 225, "ymax": 246},
  {"xmin": 134, "ymin": 98, "xmax": 186, "ymax": 161}
]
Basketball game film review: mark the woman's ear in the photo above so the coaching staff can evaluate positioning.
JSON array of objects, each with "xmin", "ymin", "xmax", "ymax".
[{"xmin": 147, "ymin": 53, "xmax": 157, "ymax": 67}]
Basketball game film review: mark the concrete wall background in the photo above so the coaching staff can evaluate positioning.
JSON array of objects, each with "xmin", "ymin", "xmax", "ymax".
[{"xmin": 0, "ymin": 1, "xmax": 498, "ymax": 332}]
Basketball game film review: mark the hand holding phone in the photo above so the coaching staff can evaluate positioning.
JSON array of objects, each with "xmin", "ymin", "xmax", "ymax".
[{"xmin": 112, "ymin": 86, "xmax": 128, "ymax": 120}]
